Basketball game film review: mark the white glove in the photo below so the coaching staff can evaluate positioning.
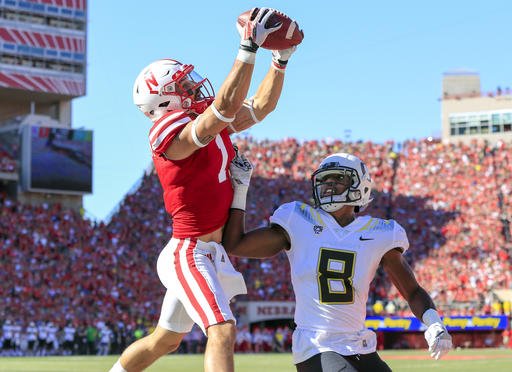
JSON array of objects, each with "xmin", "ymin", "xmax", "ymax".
[
  {"xmin": 271, "ymin": 46, "xmax": 297, "ymax": 70},
  {"xmin": 229, "ymin": 146, "xmax": 253, "ymax": 210},
  {"xmin": 237, "ymin": 8, "xmax": 283, "ymax": 51},
  {"xmin": 424, "ymin": 323, "xmax": 452, "ymax": 360}
]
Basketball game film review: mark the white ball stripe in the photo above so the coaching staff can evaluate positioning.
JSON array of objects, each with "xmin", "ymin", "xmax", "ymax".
[{"xmin": 286, "ymin": 21, "xmax": 297, "ymax": 40}]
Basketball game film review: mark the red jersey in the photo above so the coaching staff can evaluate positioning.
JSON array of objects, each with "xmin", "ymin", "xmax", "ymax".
[{"xmin": 149, "ymin": 111, "xmax": 235, "ymax": 238}]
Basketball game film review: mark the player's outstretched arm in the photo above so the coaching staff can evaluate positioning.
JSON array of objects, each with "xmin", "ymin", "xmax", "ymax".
[
  {"xmin": 381, "ymin": 249, "xmax": 435, "ymax": 319},
  {"xmin": 224, "ymin": 214, "xmax": 290, "ymax": 258},
  {"xmin": 222, "ymin": 149, "xmax": 290, "ymax": 257},
  {"xmin": 226, "ymin": 67, "xmax": 284, "ymax": 134},
  {"xmin": 381, "ymin": 249, "xmax": 453, "ymax": 359},
  {"xmin": 228, "ymin": 14, "xmax": 302, "ymax": 134},
  {"xmin": 165, "ymin": 8, "xmax": 281, "ymax": 160},
  {"xmin": 228, "ymin": 47, "xmax": 300, "ymax": 134}
]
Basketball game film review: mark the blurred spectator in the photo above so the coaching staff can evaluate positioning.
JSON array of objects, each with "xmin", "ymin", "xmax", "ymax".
[{"xmin": 1, "ymin": 137, "xmax": 511, "ymax": 355}]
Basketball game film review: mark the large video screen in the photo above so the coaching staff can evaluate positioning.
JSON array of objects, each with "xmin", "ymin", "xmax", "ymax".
[{"xmin": 21, "ymin": 125, "xmax": 93, "ymax": 194}]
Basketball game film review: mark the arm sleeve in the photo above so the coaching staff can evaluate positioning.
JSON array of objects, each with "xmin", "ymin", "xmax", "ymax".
[
  {"xmin": 269, "ymin": 202, "xmax": 296, "ymax": 238},
  {"xmin": 391, "ymin": 220, "xmax": 410, "ymax": 254},
  {"xmin": 149, "ymin": 112, "xmax": 191, "ymax": 155}
]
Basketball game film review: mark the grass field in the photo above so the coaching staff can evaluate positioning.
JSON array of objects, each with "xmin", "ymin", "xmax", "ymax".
[{"xmin": 0, "ymin": 348, "xmax": 511, "ymax": 372}]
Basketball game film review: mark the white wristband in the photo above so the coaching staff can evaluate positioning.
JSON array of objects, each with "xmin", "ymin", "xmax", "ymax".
[
  {"xmin": 242, "ymin": 98, "xmax": 260, "ymax": 123},
  {"xmin": 191, "ymin": 118, "xmax": 207, "ymax": 148},
  {"xmin": 110, "ymin": 360, "xmax": 128, "ymax": 372},
  {"xmin": 236, "ymin": 49, "xmax": 256, "ymax": 65},
  {"xmin": 228, "ymin": 123, "xmax": 238, "ymax": 133},
  {"xmin": 231, "ymin": 185, "xmax": 248, "ymax": 210},
  {"xmin": 422, "ymin": 309, "xmax": 443, "ymax": 327},
  {"xmin": 210, "ymin": 103, "xmax": 235, "ymax": 123}
]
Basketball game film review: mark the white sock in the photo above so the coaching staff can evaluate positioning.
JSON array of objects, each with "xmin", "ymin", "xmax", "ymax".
[{"xmin": 109, "ymin": 359, "xmax": 127, "ymax": 372}]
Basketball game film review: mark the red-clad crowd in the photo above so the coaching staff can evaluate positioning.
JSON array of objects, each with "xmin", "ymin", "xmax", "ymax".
[
  {"xmin": 1, "ymin": 137, "xmax": 511, "ymax": 333},
  {"xmin": 383, "ymin": 139, "xmax": 512, "ymax": 316},
  {"xmin": 0, "ymin": 148, "xmax": 16, "ymax": 173},
  {"xmin": 0, "ymin": 131, "xmax": 19, "ymax": 173}
]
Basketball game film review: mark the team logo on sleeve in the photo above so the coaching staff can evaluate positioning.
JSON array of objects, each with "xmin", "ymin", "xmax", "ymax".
[{"xmin": 313, "ymin": 225, "xmax": 324, "ymax": 234}]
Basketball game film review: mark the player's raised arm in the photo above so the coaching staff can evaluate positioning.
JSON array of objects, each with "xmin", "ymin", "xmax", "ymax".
[
  {"xmin": 165, "ymin": 8, "xmax": 284, "ymax": 160},
  {"xmin": 228, "ymin": 16, "xmax": 303, "ymax": 134},
  {"xmin": 222, "ymin": 150, "xmax": 290, "ymax": 257},
  {"xmin": 224, "ymin": 214, "xmax": 290, "ymax": 258}
]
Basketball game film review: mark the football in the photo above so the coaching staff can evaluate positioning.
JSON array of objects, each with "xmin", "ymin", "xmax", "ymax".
[{"xmin": 237, "ymin": 8, "xmax": 304, "ymax": 50}]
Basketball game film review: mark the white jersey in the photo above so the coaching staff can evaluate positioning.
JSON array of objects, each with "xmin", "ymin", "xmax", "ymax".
[
  {"xmin": 99, "ymin": 327, "xmax": 113, "ymax": 344},
  {"xmin": 64, "ymin": 326, "xmax": 76, "ymax": 342},
  {"xmin": 26, "ymin": 325, "xmax": 38, "ymax": 342},
  {"xmin": 2, "ymin": 323, "xmax": 14, "ymax": 340},
  {"xmin": 12, "ymin": 324, "xmax": 22, "ymax": 341},
  {"xmin": 37, "ymin": 324, "xmax": 47, "ymax": 339},
  {"xmin": 270, "ymin": 202, "xmax": 409, "ymax": 333},
  {"xmin": 46, "ymin": 324, "xmax": 59, "ymax": 342}
]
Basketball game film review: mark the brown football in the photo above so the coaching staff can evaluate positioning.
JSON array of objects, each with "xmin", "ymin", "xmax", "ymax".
[{"xmin": 237, "ymin": 8, "xmax": 304, "ymax": 50}]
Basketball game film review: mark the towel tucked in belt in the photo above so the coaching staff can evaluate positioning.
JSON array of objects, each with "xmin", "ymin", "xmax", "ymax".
[{"xmin": 210, "ymin": 242, "xmax": 247, "ymax": 300}]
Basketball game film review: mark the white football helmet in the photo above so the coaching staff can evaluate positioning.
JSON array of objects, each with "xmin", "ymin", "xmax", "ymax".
[
  {"xmin": 312, "ymin": 153, "xmax": 373, "ymax": 213},
  {"xmin": 133, "ymin": 59, "xmax": 214, "ymax": 121}
]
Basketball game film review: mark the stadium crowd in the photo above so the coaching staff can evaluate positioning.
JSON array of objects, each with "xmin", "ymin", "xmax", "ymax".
[
  {"xmin": 0, "ymin": 318, "xmax": 292, "ymax": 357},
  {"xmin": 1, "ymin": 137, "xmax": 511, "ymax": 355},
  {"xmin": 0, "ymin": 147, "xmax": 16, "ymax": 173}
]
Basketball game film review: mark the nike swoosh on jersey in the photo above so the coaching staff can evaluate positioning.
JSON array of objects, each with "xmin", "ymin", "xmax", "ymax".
[{"xmin": 359, "ymin": 236, "xmax": 374, "ymax": 241}]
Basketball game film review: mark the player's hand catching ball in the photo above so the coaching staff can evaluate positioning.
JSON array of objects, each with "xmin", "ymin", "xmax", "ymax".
[
  {"xmin": 271, "ymin": 46, "xmax": 298, "ymax": 71},
  {"xmin": 237, "ymin": 8, "xmax": 283, "ymax": 52}
]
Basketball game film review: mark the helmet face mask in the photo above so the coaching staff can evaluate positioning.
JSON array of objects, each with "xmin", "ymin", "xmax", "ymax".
[
  {"xmin": 312, "ymin": 153, "xmax": 373, "ymax": 213},
  {"xmin": 133, "ymin": 59, "xmax": 215, "ymax": 121}
]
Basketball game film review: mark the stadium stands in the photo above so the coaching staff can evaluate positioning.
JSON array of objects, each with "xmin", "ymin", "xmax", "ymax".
[{"xmin": 1, "ymin": 137, "xmax": 511, "ymax": 354}]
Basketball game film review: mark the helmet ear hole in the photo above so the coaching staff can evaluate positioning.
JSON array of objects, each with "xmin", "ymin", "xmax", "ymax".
[{"xmin": 182, "ymin": 98, "xmax": 192, "ymax": 108}]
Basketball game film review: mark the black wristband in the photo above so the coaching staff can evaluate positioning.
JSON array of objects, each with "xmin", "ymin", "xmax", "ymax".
[{"xmin": 240, "ymin": 40, "xmax": 259, "ymax": 53}]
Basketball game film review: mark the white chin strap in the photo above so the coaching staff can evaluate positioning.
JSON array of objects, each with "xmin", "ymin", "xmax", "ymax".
[
  {"xmin": 319, "ymin": 190, "xmax": 348, "ymax": 212},
  {"xmin": 318, "ymin": 189, "xmax": 366, "ymax": 212},
  {"xmin": 320, "ymin": 202, "xmax": 344, "ymax": 212}
]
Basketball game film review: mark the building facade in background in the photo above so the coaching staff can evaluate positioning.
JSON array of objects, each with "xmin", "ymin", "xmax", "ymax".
[
  {"xmin": 0, "ymin": 0, "xmax": 88, "ymax": 209},
  {"xmin": 441, "ymin": 71, "xmax": 512, "ymax": 144},
  {"xmin": 0, "ymin": 0, "xmax": 86, "ymax": 123}
]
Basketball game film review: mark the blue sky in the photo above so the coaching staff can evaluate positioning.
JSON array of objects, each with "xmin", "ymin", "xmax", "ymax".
[{"xmin": 74, "ymin": 0, "xmax": 511, "ymax": 221}]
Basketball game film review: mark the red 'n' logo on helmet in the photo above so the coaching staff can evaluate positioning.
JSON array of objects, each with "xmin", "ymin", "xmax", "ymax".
[{"xmin": 144, "ymin": 72, "xmax": 159, "ymax": 94}]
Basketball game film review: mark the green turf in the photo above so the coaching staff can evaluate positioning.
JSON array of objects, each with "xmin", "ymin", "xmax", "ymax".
[{"xmin": 0, "ymin": 348, "xmax": 511, "ymax": 372}]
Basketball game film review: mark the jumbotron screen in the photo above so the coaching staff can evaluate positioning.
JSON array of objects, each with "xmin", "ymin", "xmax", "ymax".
[{"xmin": 21, "ymin": 125, "xmax": 93, "ymax": 194}]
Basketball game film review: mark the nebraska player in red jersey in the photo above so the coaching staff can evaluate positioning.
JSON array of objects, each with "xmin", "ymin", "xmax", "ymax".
[{"xmin": 110, "ymin": 8, "xmax": 302, "ymax": 372}]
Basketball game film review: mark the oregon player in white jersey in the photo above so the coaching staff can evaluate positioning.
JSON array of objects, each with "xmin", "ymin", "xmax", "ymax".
[{"xmin": 224, "ymin": 152, "xmax": 453, "ymax": 372}]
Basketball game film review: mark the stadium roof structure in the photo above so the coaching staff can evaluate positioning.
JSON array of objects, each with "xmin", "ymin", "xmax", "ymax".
[
  {"xmin": 0, "ymin": 113, "xmax": 61, "ymax": 128},
  {"xmin": 443, "ymin": 69, "xmax": 479, "ymax": 76}
]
